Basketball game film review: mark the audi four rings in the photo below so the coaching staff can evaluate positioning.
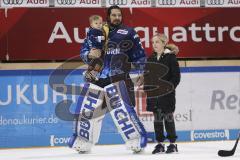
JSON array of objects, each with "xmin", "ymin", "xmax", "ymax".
[
  {"xmin": 108, "ymin": 0, "xmax": 127, "ymax": 5},
  {"xmin": 207, "ymin": 0, "xmax": 224, "ymax": 5},
  {"xmin": 3, "ymin": 0, "xmax": 23, "ymax": 5},
  {"xmin": 56, "ymin": 0, "xmax": 77, "ymax": 5},
  {"xmin": 158, "ymin": 0, "xmax": 177, "ymax": 5}
]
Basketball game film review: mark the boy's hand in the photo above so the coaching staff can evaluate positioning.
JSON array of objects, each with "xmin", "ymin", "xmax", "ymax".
[{"xmin": 88, "ymin": 48, "xmax": 101, "ymax": 59}]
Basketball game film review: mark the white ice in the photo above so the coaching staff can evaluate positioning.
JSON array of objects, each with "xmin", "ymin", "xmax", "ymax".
[{"xmin": 0, "ymin": 141, "xmax": 239, "ymax": 160}]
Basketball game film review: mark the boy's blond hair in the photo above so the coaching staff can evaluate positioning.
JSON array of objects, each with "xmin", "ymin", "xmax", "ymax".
[
  {"xmin": 152, "ymin": 33, "xmax": 169, "ymax": 45},
  {"xmin": 89, "ymin": 15, "xmax": 102, "ymax": 24},
  {"xmin": 152, "ymin": 33, "xmax": 179, "ymax": 54}
]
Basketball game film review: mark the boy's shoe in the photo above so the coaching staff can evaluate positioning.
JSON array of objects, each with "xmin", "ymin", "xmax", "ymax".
[
  {"xmin": 152, "ymin": 143, "xmax": 165, "ymax": 154},
  {"xmin": 166, "ymin": 144, "xmax": 178, "ymax": 153}
]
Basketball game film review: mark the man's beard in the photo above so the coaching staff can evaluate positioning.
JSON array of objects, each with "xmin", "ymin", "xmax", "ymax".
[{"xmin": 110, "ymin": 20, "xmax": 122, "ymax": 28}]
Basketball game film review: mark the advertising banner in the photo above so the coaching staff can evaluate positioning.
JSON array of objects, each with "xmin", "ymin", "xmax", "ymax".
[
  {"xmin": 0, "ymin": 0, "xmax": 50, "ymax": 8},
  {"xmin": 156, "ymin": 0, "xmax": 201, "ymax": 7},
  {"xmin": 1, "ymin": 8, "xmax": 240, "ymax": 61},
  {"xmin": 0, "ymin": 66, "xmax": 240, "ymax": 148},
  {"xmin": 0, "ymin": 69, "xmax": 83, "ymax": 147},
  {"xmin": 105, "ymin": 0, "xmax": 152, "ymax": 7},
  {"xmin": 54, "ymin": 0, "xmax": 102, "ymax": 8},
  {"xmin": 205, "ymin": 0, "xmax": 240, "ymax": 7}
]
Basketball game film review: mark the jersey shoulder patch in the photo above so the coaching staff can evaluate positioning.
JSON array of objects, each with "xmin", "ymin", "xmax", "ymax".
[{"xmin": 117, "ymin": 29, "xmax": 128, "ymax": 35}]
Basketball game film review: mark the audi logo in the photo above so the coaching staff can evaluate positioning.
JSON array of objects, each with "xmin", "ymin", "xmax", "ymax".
[
  {"xmin": 108, "ymin": 0, "xmax": 128, "ymax": 5},
  {"xmin": 158, "ymin": 0, "xmax": 176, "ymax": 5},
  {"xmin": 3, "ymin": 0, "xmax": 23, "ymax": 5},
  {"xmin": 207, "ymin": 0, "xmax": 224, "ymax": 5},
  {"xmin": 56, "ymin": 0, "xmax": 77, "ymax": 5}
]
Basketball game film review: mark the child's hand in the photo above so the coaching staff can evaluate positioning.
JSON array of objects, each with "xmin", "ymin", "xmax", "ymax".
[{"xmin": 88, "ymin": 48, "xmax": 101, "ymax": 59}]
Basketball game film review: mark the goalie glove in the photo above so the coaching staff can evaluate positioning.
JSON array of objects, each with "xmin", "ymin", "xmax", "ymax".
[{"xmin": 84, "ymin": 58, "xmax": 103, "ymax": 83}]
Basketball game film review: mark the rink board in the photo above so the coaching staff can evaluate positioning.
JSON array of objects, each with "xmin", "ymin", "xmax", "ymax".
[{"xmin": 0, "ymin": 66, "xmax": 240, "ymax": 148}]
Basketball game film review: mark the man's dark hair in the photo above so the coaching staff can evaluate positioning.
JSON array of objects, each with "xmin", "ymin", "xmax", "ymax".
[{"xmin": 106, "ymin": 5, "xmax": 122, "ymax": 24}]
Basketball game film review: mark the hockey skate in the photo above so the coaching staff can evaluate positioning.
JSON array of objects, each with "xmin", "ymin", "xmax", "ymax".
[{"xmin": 166, "ymin": 144, "xmax": 178, "ymax": 153}]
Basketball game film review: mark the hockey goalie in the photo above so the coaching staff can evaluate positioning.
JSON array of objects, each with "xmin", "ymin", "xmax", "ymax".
[{"xmin": 68, "ymin": 5, "xmax": 147, "ymax": 153}]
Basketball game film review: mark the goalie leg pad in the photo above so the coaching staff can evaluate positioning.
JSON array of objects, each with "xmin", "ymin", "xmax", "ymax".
[
  {"xmin": 69, "ymin": 83, "xmax": 106, "ymax": 152},
  {"xmin": 104, "ymin": 81, "xmax": 147, "ymax": 152}
]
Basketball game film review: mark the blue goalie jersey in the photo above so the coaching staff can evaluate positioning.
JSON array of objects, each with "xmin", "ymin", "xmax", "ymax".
[{"xmin": 80, "ymin": 25, "xmax": 146, "ymax": 78}]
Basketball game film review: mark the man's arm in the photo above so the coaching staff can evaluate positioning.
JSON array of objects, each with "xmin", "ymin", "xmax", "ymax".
[
  {"xmin": 128, "ymin": 28, "xmax": 146, "ymax": 63},
  {"xmin": 129, "ymin": 28, "xmax": 146, "ymax": 86}
]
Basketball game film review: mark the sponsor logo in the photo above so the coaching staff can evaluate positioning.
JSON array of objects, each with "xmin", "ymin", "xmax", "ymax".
[
  {"xmin": 0, "ymin": 83, "xmax": 80, "ymax": 106},
  {"xmin": 210, "ymin": 90, "xmax": 240, "ymax": 114},
  {"xmin": 117, "ymin": 29, "xmax": 128, "ymax": 35},
  {"xmin": 79, "ymin": 0, "xmax": 100, "ymax": 5},
  {"xmin": 179, "ymin": 0, "xmax": 199, "ymax": 5},
  {"xmin": 227, "ymin": 0, "xmax": 240, "ymax": 4},
  {"xmin": 108, "ymin": 0, "xmax": 127, "ymax": 5},
  {"xmin": 106, "ymin": 48, "xmax": 120, "ymax": 55},
  {"xmin": 50, "ymin": 135, "xmax": 70, "ymax": 146},
  {"xmin": 105, "ymin": 84, "xmax": 136, "ymax": 139},
  {"xmin": 78, "ymin": 87, "xmax": 102, "ymax": 140},
  {"xmin": 207, "ymin": 0, "xmax": 224, "ymax": 5},
  {"xmin": 56, "ymin": 0, "xmax": 76, "ymax": 5},
  {"xmin": 130, "ymin": 0, "xmax": 151, "ymax": 5},
  {"xmin": 26, "ymin": 0, "xmax": 48, "ymax": 4},
  {"xmin": 3, "ymin": 0, "xmax": 23, "ymax": 5},
  {"xmin": 158, "ymin": 0, "xmax": 176, "ymax": 5},
  {"xmin": 48, "ymin": 22, "xmax": 240, "ymax": 47},
  {"xmin": 191, "ymin": 130, "xmax": 229, "ymax": 141}
]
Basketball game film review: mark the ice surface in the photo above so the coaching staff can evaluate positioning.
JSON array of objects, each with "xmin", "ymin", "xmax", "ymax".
[{"xmin": 0, "ymin": 141, "xmax": 239, "ymax": 160}]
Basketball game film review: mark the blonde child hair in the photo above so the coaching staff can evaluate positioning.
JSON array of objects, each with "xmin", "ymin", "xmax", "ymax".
[
  {"xmin": 152, "ymin": 33, "xmax": 169, "ymax": 46},
  {"xmin": 152, "ymin": 33, "xmax": 179, "ymax": 54},
  {"xmin": 89, "ymin": 15, "xmax": 102, "ymax": 24}
]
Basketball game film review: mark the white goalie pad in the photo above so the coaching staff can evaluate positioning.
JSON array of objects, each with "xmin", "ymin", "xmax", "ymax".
[
  {"xmin": 104, "ymin": 81, "xmax": 147, "ymax": 152},
  {"xmin": 70, "ymin": 83, "xmax": 106, "ymax": 152}
]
